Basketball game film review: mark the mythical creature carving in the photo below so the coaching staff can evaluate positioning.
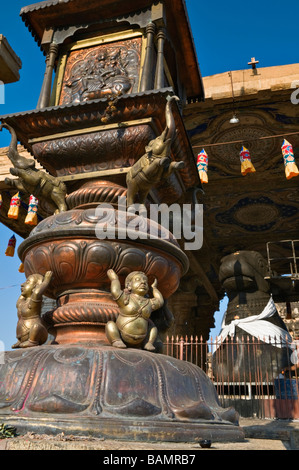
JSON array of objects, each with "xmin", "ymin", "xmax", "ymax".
[
  {"xmin": 0, "ymin": 123, "xmax": 67, "ymax": 214},
  {"xmin": 214, "ymin": 250, "xmax": 293, "ymax": 380},
  {"xmin": 12, "ymin": 271, "xmax": 52, "ymax": 349},
  {"xmin": 126, "ymin": 95, "xmax": 185, "ymax": 211},
  {"xmin": 106, "ymin": 269, "xmax": 164, "ymax": 351}
]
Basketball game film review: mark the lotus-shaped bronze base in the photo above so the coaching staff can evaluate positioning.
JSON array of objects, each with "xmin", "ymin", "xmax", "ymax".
[{"xmin": 0, "ymin": 343, "xmax": 244, "ymax": 443}]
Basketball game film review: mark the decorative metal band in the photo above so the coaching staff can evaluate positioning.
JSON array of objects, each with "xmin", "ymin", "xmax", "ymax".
[
  {"xmin": 43, "ymin": 303, "xmax": 119, "ymax": 327},
  {"xmin": 66, "ymin": 184, "xmax": 127, "ymax": 209}
]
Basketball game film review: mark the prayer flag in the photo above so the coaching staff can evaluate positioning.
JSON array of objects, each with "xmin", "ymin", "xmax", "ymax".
[
  {"xmin": 197, "ymin": 149, "xmax": 208, "ymax": 183},
  {"xmin": 281, "ymin": 139, "xmax": 299, "ymax": 180},
  {"xmin": 240, "ymin": 146, "xmax": 256, "ymax": 176}
]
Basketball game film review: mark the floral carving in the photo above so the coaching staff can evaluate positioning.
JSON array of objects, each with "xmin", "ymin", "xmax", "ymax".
[
  {"xmin": 23, "ymin": 240, "xmax": 182, "ymax": 300},
  {"xmin": 32, "ymin": 125, "xmax": 155, "ymax": 177}
]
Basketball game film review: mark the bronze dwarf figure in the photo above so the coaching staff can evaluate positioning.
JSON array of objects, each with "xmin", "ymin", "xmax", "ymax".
[
  {"xmin": 126, "ymin": 95, "xmax": 185, "ymax": 212},
  {"xmin": 106, "ymin": 269, "xmax": 164, "ymax": 351},
  {"xmin": 0, "ymin": 123, "xmax": 67, "ymax": 214},
  {"xmin": 12, "ymin": 271, "xmax": 52, "ymax": 349}
]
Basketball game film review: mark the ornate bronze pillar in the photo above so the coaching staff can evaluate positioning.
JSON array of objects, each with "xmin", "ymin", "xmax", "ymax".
[
  {"xmin": 37, "ymin": 43, "xmax": 59, "ymax": 109},
  {"xmin": 140, "ymin": 22, "xmax": 156, "ymax": 91},
  {"xmin": 0, "ymin": 0, "xmax": 244, "ymax": 444},
  {"xmin": 167, "ymin": 291, "xmax": 198, "ymax": 338},
  {"xmin": 155, "ymin": 28, "xmax": 166, "ymax": 89}
]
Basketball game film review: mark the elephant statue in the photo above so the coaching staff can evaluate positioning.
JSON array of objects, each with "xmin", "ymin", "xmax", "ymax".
[
  {"xmin": 126, "ymin": 95, "xmax": 184, "ymax": 212},
  {"xmin": 0, "ymin": 123, "xmax": 67, "ymax": 214}
]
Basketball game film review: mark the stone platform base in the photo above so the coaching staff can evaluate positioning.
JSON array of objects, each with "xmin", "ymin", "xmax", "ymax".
[
  {"xmin": 0, "ymin": 415, "xmax": 244, "ymax": 444},
  {"xmin": 0, "ymin": 343, "xmax": 245, "ymax": 443}
]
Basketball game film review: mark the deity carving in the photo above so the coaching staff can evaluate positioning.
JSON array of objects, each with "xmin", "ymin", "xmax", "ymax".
[
  {"xmin": 106, "ymin": 269, "xmax": 164, "ymax": 351},
  {"xmin": 12, "ymin": 271, "xmax": 53, "ymax": 349},
  {"xmin": 60, "ymin": 39, "xmax": 142, "ymax": 105},
  {"xmin": 126, "ymin": 95, "xmax": 185, "ymax": 211}
]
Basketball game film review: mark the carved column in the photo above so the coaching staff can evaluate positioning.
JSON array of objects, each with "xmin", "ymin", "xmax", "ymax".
[
  {"xmin": 154, "ymin": 28, "xmax": 166, "ymax": 89},
  {"xmin": 194, "ymin": 307, "xmax": 217, "ymax": 342},
  {"xmin": 140, "ymin": 22, "xmax": 156, "ymax": 92},
  {"xmin": 37, "ymin": 43, "xmax": 59, "ymax": 109},
  {"xmin": 167, "ymin": 291, "xmax": 198, "ymax": 338}
]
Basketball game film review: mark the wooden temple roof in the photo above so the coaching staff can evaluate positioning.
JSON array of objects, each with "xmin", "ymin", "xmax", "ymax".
[
  {"xmin": 184, "ymin": 63, "xmax": 299, "ymax": 295},
  {"xmin": 0, "ymin": 35, "xmax": 22, "ymax": 84}
]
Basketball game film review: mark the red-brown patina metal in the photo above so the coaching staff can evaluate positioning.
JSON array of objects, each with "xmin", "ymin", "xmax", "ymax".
[{"xmin": 0, "ymin": 0, "xmax": 245, "ymax": 443}]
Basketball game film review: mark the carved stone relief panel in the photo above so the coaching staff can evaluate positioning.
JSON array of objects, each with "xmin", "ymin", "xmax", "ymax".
[{"xmin": 59, "ymin": 37, "xmax": 143, "ymax": 105}]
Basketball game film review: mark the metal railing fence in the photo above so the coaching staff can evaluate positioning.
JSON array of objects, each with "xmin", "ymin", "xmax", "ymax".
[{"xmin": 163, "ymin": 335, "xmax": 299, "ymax": 419}]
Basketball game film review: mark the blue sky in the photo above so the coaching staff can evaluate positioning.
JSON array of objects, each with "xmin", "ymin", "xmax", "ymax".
[{"xmin": 0, "ymin": 0, "xmax": 298, "ymax": 350}]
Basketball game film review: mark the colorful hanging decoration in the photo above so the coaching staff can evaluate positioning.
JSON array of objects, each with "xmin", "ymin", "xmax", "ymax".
[
  {"xmin": 197, "ymin": 149, "xmax": 209, "ymax": 184},
  {"xmin": 25, "ymin": 195, "xmax": 38, "ymax": 226},
  {"xmin": 7, "ymin": 192, "xmax": 21, "ymax": 220},
  {"xmin": 281, "ymin": 139, "xmax": 299, "ymax": 180},
  {"xmin": 5, "ymin": 235, "xmax": 16, "ymax": 257},
  {"xmin": 240, "ymin": 146, "xmax": 256, "ymax": 176},
  {"xmin": 18, "ymin": 263, "xmax": 25, "ymax": 273}
]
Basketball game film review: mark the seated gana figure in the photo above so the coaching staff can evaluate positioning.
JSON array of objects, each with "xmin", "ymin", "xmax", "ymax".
[
  {"xmin": 12, "ymin": 272, "xmax": 52, "ymax": 348},
  {"xmin": 106, "ymin": 269, "xmax": 164, "ymax": 351}
]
